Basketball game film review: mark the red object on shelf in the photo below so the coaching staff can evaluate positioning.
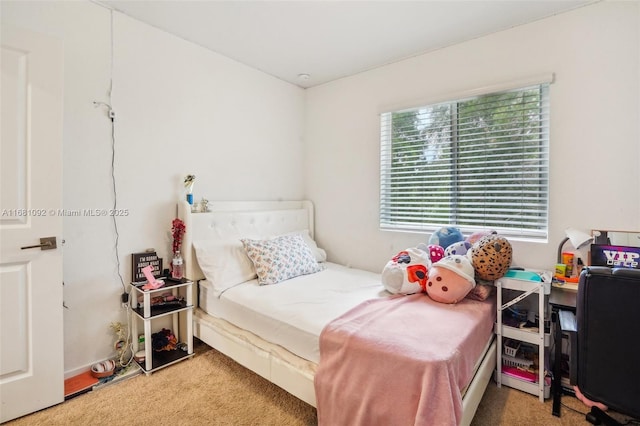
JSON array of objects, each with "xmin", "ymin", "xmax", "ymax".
[
  {"xmin": 502, "ymin": 365, "xmax": 537, "ymax": 382},
  {"xmin": 554, "ymin": 274, "xmax": 579, "ymax": 283}
]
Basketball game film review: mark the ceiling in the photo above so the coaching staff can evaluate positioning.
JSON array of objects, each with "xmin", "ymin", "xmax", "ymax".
[{"xmin": 98, "ymin": 0, "xmax": 595, "ymax": 88}]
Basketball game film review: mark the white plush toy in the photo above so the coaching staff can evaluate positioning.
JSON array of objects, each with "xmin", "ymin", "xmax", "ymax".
[{"xmin": 382, "ymin": 247, "xmax": 430, "ymax": 295}]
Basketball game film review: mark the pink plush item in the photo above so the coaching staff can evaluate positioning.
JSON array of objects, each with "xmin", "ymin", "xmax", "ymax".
[
  {"xmin": 381, "ymin": 247, "xmax": 430, "ymax": 295},
  {"xmin": 428, "ymin": 244, "xmax": 445, "ymax": 263},
  {"xmin": 574, "ymin": 385, "xmax": 608, "ymax": 411},
  {"xmin": 466, "ymin": 230, "xmax": 496, "ymax": 245},
  {"xmin": 427, "ymin": 255, "xmax": 476, "ymax": 304}
]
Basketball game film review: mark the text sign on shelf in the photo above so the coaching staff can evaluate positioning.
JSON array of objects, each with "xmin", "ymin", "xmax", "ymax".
[{"xmin": 131, "ymin": 251, "xmax": 163, "ymax": 282}]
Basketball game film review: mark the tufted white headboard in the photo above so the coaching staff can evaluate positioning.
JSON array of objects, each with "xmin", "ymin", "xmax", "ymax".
[{"xmin": 177, "ymin": 200, "xmax": 314, "ymax": 282}]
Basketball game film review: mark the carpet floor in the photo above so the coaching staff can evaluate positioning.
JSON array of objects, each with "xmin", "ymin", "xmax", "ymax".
[{"xmin": 6, "ymin": 340, "xmax": 631, "ymax": 425}]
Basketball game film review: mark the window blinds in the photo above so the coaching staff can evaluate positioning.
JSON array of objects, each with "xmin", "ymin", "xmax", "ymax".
[{"xmin": 380, "ymin": 83, "xmax": 550, "ymax": 239}]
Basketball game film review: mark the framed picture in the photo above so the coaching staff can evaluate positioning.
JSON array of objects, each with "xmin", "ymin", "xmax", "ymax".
[{"xmin": 131, "ymin": 251, "xmax": 163, "ymax": 283}]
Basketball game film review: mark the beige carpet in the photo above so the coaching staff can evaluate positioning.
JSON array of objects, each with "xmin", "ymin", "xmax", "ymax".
[{"xmin": 6, "ymin": 340, "xmax": 629, "ymax": 425}]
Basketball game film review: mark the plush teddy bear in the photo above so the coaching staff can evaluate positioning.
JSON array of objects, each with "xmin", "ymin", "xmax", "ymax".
[
  {"xmin": 469, "ymin": 234, "xmax": 513, "ymax": 281},
  {"xmin": 426, "ymin": 255, "xmax": 476, "ymax": 304},
  {"xmin": 382, "ymin": 247, "xmax": 430, "ymax": 295}
]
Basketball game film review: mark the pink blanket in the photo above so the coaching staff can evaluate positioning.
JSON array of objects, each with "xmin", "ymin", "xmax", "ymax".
[{"xmin": 314, "ymin": 293, "xmax": 496, "ymax": 426}]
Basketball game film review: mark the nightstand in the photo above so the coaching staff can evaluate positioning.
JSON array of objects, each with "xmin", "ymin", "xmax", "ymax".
[
  {"xmin": 549, "ymin": 286, "xmax": 577, "ymax": 417},
  {"xmin": 130, "ymin": 278, "xmax": 194, "ymax": 374}
]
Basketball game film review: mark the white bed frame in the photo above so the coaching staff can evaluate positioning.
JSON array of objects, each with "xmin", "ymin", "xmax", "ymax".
[{"xmin": 178, "ymin": 200, "xmax": 496, "ymax": 425}]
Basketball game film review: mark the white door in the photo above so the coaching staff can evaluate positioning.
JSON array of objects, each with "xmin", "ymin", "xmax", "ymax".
[{"xmin": 0, "ymin": 25, "xmax": 64, "ymax": 422}]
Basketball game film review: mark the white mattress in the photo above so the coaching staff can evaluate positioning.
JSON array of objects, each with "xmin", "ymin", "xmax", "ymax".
[{"xmin": 199, "ymin": 262, "xmax": 387, "ymax": 364}]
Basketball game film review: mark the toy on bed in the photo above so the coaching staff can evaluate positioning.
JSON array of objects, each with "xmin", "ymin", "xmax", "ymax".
[
  {"xmin": 466, "ymin": 230, "xmax": 496, "ymax": 245},
  {"xmin": 426, "ymin": 254, "xmax": 476, "ymax": 304},
  {"xmin": 382, "ymin": 247, "xmax": 430, "ymax": 295},
  {"xmin": 423, "ymin": 227, "xmax": 511, "ymax": 303},
  {"xmin": 427, "ymin": 226, "xmax": 471, "ymax": 261},
  {"xmin": 428, "ymin": 226, "xmax": 464, "ymax": 249},
  {"xmin": 469, "ymin": 233, "xmax": 513, "ymax": 281},
  {"xmin": 427, "ymin": 244, "xmax": 445, "ymax": 263},
  {"xmin": 444, "ymin": 240, "xmax": 472, "ymax": 257}
]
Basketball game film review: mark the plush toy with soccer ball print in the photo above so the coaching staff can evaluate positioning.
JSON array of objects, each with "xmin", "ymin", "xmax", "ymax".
[{"xmin": 382, "ymin": 247, "xmax": 430, "ymax": 295}]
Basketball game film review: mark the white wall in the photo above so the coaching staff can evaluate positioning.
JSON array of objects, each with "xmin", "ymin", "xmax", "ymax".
[
  {"xmin": 2, "ymin": 0, "xmax": 638, "ymax": 377},
  {"xmin": 305, "ymin": 1, "xmax": 640, "ymax": 273},
  {"xmin": 2, "ymin": 1, "xmax": 305, "ymax": 375}
]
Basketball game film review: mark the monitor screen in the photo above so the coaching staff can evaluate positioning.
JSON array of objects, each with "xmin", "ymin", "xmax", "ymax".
[{"xmin": 590, "ymin": 244, "xmax": 640, "ymax": 269}]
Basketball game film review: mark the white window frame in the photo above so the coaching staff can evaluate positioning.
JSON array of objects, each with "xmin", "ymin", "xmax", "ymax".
[{"xmin": 380, "ymin": 76, "xmax": 552, "ymax": 240}]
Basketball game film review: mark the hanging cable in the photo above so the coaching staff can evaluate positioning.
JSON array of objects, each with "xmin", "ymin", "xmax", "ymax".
[
  {"xmin": 93, "ymin": 9, "xmax": 127, "ymax": 292},
  {"xmin": 94, "ymin": 9, "xmax": 133, "ymax": 367},
  {"xmin": 94, "ymin": 10, "xmax": 124, "ymax": 293},
  {"xmin": 107, "ymin": 9, "xmax": 126, "ymax": 294}
]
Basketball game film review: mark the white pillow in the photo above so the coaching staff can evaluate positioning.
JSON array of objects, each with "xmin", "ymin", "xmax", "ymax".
[
  {"xmin": 193, "ymin": 240, "xmax": 257, "ymax": 296},
  {"xmin": 283, "ymin": 229, "xmax": 327, "ymax": 263},
  {"xmin": 241, "ymin": 234, "xmax": 323, "ymax": 285}
]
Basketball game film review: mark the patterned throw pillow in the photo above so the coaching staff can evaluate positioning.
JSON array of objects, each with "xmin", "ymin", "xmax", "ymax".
[{"xmin": 241, "ymin": 234, "xmax": 323, "ymax": 285}]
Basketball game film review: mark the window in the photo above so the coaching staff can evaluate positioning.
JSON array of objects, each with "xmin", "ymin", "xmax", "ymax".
[{"xmin": 380, "ymin": 83, "xmax": 550, "ymax": 239}]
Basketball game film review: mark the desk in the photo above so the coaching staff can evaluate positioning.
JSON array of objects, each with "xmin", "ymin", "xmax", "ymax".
[{"xmin": 549, "ymin": 286, "xmax": 577, "ymax": 417}]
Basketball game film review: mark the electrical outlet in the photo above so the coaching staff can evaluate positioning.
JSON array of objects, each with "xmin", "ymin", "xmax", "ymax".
[{"xmin": 121, "ymin": 292, "xmax": 129, "ymax": 310}]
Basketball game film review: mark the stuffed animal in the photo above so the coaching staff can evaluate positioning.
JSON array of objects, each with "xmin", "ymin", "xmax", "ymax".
[
  {"xmin": 428, "ymin": 227, "xmax": 464, "ymax": 251},
  {"xmin": 469, "ymin": 234, "xmax": 513, "ymax": 281},
  {"xmin": 466, "ymin": 230, "xmax": 496, "ymax": 245},
  {"xmin": 444, "ymin": 240, "xmax": 472, "ymax": 257},
  {"xmin": 382, "ymin": 247, "xmax": 430, "ymax": 295},
  {"xmin": 426, "ymin": 255, "xmax": 476, "ymax": 304},
  {"xmin": 427, "ymin": 244, "xmax": 445, "ymax": 263}
]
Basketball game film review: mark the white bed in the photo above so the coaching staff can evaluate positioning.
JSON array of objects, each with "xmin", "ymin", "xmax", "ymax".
[{"xmin": 178, "ymin": 200, "xmax": 496, "ymax": 425}]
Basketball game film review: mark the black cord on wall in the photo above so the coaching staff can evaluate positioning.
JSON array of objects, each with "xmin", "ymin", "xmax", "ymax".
[
  {"xmin": 93, "ymin": 8, "xmax": 133, "ymax": 367},
  {"xmin": 94, "ymin": 8, "xmax": 125, "ymax": 294}
]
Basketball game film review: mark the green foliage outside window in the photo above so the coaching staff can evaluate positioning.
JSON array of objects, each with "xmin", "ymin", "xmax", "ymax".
[{"xmin": 381, "ymin": 84, "xmax": 549, "ymax": 238}]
